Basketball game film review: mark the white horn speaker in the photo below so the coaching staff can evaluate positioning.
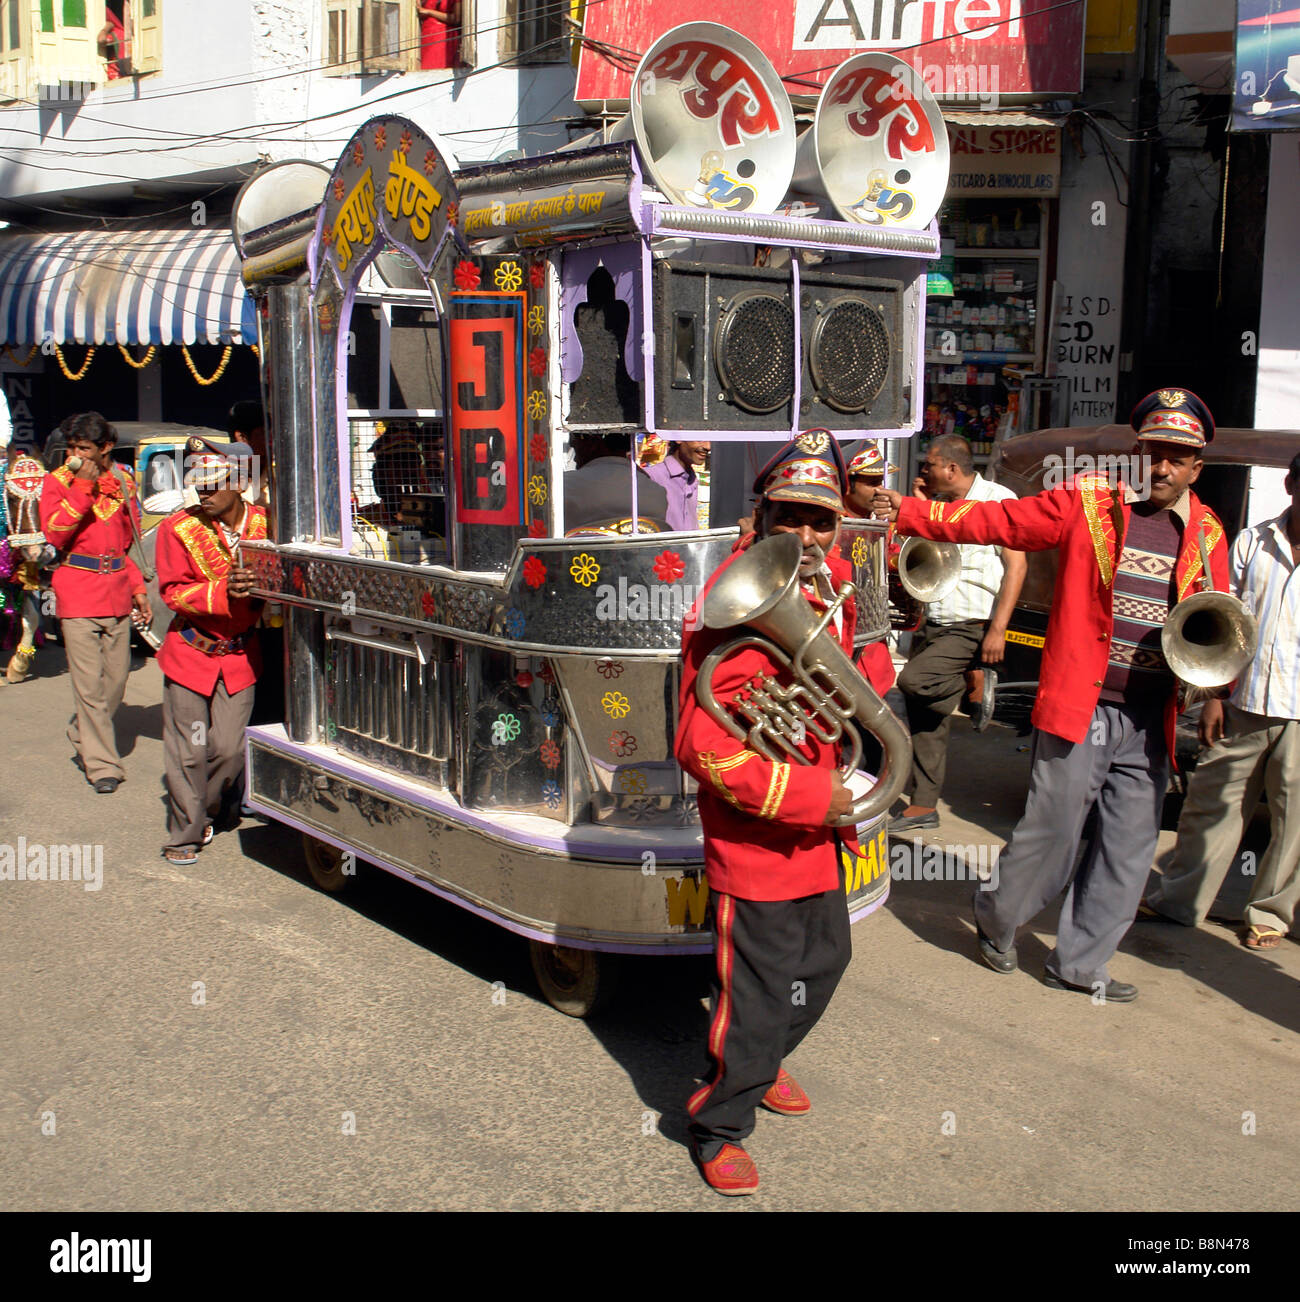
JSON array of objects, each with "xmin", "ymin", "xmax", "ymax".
[
  {"xmin": 607, "ymin": 23, "xmax": 796, "ymax": 214},
  {"xmin": 790, "ymin": 54, "xmax": 949, "ymax": 230}
]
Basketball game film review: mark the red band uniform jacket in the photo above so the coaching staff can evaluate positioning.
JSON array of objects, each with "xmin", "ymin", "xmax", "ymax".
[
  {"xmin": 676, "ymin": 533, "xmax": 896, "ymax": 902},
  {"xmin": 39, "ymin": 466, "xmax": 146, "ymax": 617},
  {"xmin": 896, "ymin": 475, "xmax": 1229, "ymax": 760},
  {"xmin": 156, "ymin": 504, "xmax": 267, "ymax": 695}
]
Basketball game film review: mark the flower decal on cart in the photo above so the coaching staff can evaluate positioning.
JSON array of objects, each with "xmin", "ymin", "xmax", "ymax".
[
  {"xmin": 601, "ymin": 691, "xmax": 631, "ymax": 719},
  {"xmin": 615, "ymin": 769, "xmax": 648, "ymax": 795},
  {"xmin": 398, "ymin": 128, "xmax": 413, "ymax": 155},
  {"xmin": 351, "ymin": 140, "xmax": 365, "ymax": 166},
  {"xmin": 609, "ymin": 730, "xmax": 638, "ymax": 757},
  {"xmin": 851, "ymin": 535, "xmax": 869, "ymax": 568},
  {"xmin": 420, "ymin": 590, "xmax": 436, "ymax": 617},
  {"xmin": 529, "ymin": 433, "xmax": 547, "ymax": 464},
  {"xmin": 569, "ymin": 553, "xmax": 600, "ymax": 587},
  {"xmin": 541, "ymin": 780, "xmax": 562, "ymax": 810},
  {"xmin": 529, "ymin": 261, "xmax": 546, "ymax": 290},
  {"xmin": 540, "ymin": 704, "xmax": 560, "ymax": 728},
  {"xmin": 454, "ymin": 260, "xmax": 481, "ymax": 290},
  {"xmin": 528, "ymin": 305, "xmax": 545, "ymax": 335},
  {"xmin": 504, "ymin": 608, "xmax": 526, "ymax": 639},
  {"xmin": 539, "ymin": 739, "xmax": 562, "ymax": 769},
  {"xmin": 332, "ymin": 176, "xmax": 346, "ymax": 202},
  {"xmin": 373, "ymin": 125, "xmax": 387, "ymax": 151},
  {"xmin": 493, "ymin": 261, "xmax": 523, "ymax": 293},
  {"xmin": 526, "ymin": 391, "xmax": 547, "ymax": 421},
  {"xmin": 491, "ymin": 713, "xmax": 521, "ymax": 746},
  {"xmin": 529, "ymin": 346, "xmax": 547, "ymax": 379},
  {"xmin": 527, "ymin": 475, "xmax": 548, "ymax": 506},
  {"xmin": 596, "ymin": 658, "xmax": 624, "ymax": 679},
  {"xmin": 528, "ymin": 518, "xmax": 547, "ymax": 539},
  {"xmin": 446, "ymin": 200, "xmax": 459, "ymax": 227},
  {"xmin": 424, "ymin": 149, "xmax": 440, "ymax": 177},
  {"xmin": 523, "ymin": 556, "xmax": 547, "ymax": 589},
  {"xmin": 652, "ymin": 550, "xmax": 685, "ymax": 583}
]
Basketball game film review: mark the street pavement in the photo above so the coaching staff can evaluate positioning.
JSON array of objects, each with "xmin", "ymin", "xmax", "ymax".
[{"xmin": 1, "ymin": 645, "xmax": 1297, "ymax": 1212}]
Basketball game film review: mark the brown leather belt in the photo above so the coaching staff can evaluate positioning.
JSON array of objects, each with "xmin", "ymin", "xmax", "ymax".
[{"xmin": 177, "ymin": 623, "xmax": 250, "ymax": 656}]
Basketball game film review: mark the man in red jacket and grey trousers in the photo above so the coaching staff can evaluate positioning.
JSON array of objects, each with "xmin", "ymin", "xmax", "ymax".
[
  {"xmin": 40, "ymin": 412, "xmax": 154, "ymax": 793},
  {"xmin": 676, "ymin": 430, "xmax": 897, "ymax": 1195},
  {"xmin": 875, "ymin": 389, "xmax": 1229, "ymax": 1003},
  {"xmin": 156, "ymin": 438, "xmax": 266, "ymax": 865}
]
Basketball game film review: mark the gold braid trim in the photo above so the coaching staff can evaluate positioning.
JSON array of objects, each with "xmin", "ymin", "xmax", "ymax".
[
  {"xmin": 948, "ymin": 499, "xmax": 977, "ymax": 524},
  {"xmin": 1178, "ymin": 519, "xmax": 1224, "ymax": 600},
  {"xmin": 1079, "ymin": 478, "xmax": 1121, "ymax": 587},
  {"xmin": 759, "ymin": 763, "xmax": 792, "ymax": 820},
  {"xmin": 697, "ymin": 749, "xmax": 756, "ymax": 809}
]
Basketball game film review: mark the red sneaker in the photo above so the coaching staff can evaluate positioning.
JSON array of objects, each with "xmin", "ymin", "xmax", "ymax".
[
  {"xmin": 761, "ymin": 1067, "xmax": 811, "ymax": 1117},
  {"xmin": 694, "ymin": 1142, "xmax": 759, "ymax": 1196}
]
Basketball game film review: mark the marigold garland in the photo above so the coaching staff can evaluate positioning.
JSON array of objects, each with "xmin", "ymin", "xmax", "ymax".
[
  {"xmin": 52, "ymin": 343, "xmax": 96, "ymax": 381},
  {"xmin": 117, "ymin": 344, "xmax": 158, "ymax": 370},
  {"xmin": 180, "ymin": 343, "xmax": 233, "ymax": 386},
  {"xmin": 2, "ymin": 344, "xmax": 38, "ymax": 366}
]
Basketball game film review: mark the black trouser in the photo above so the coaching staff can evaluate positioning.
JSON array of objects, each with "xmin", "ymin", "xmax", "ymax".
[
  {"xmin": 897, "ymin": 618, "xmax": 985, "ymax": 809},
  {"xmin": 687, "ymin": 868, "xmax": 852, "ymax": 1158}
]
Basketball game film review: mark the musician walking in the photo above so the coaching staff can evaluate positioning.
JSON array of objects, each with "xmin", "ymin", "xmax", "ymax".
[
  {"xmin": 676, "ymin": 431, "xmax": 896, "ymax": 1195},
  {"xmin": 157, "ymin": 439, "xmax": 266, "ymax": 865},
  {"xmin": 875, "ymin": 391, "xmax": 1228, "ymax": 1002}
]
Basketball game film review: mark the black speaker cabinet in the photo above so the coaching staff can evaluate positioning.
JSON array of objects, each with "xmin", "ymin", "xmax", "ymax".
[
  {"xmin": 798, "ymin": 269, "xmax": 905, "ymax": 429},
  {"xmin": 652, "ymin": 258, "xmax": 906, "ymax": 433},
  {"xmin": 652, "ymin": 260, "xmax": 796, "ymax": 432}
]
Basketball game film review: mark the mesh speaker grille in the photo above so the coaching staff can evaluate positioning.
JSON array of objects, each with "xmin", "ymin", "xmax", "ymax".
[
  {"xmin": 713, "ymin": 293, "xmax": 795, "ymax": 414},
  {"xmin": 809, "ymin": 298, "xmax": 891, "ymax": 414}
]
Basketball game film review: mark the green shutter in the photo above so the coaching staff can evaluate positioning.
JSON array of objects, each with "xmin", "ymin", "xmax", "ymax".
[
  {"xmin": 63, "ymin": 1, "xmax": 87, "ymax": 26},
  {"xmin": 40, "ymin": 0, "xmax": 55, "ymax": 33}
]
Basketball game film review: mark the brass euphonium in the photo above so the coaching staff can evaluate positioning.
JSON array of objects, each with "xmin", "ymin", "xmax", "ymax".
[
  {"xmin": 695, "ymin": 532, "xmax": 912, "ymax": 828},
  {"xmin": 896, "ymin": 534, "xmax": 962, "ymax": 604},
  {"xmin": 1161, "ymin": 530, "xmax": 1258, "ymax": 688}
]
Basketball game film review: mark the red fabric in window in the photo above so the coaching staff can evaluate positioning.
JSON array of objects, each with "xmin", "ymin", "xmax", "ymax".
[{"xmin": 419, "ymin": 1, "xmax": 460, "ymax": 69}]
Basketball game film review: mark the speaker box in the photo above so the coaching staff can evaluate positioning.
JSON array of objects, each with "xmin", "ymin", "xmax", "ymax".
[
  {"xmin": 652, "ymin": 260, "xmax": 796, "ymax": 433},
  {"xmin": 652, "ymin": 258, "xmax": 909, "ymax": 433},
  {"xmin": 797, "ymin": 268, "xmax": 906, "ymax": 430}
]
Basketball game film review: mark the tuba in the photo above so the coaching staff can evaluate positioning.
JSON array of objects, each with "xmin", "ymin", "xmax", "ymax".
[
  {"xmin": 1161, "ymin": 530, "xmax": 1258, "ymax": 688},
  {"xmin": 896, "ymin": 534, "xmax": 962, "ymax": 605},
  {"xmin": 696, "ymin": 532, "xmax": 912, "ymax": 828}
]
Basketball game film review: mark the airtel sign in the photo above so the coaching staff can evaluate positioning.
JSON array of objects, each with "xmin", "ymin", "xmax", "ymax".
[{"xmin": 576, "ymin": 0, "xmax": 1084, "ymax": 102}]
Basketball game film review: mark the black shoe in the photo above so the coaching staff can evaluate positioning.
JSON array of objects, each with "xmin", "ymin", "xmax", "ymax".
[
  {"xmin": 93, "ymin": 777, "xmax": 120, "ymax": 795},
  {"xmin": 974, "ymin": 667, "xmax": 997, "ymax": 733},
  {"xmin": 888, "ymin": 810, "xmax": 939, "ymax": 834},
  {"xmin": 1043, "ymin": 973, "xmax": 1138, "ymax": 1003},
  {"xmin": 976, "ymin": 922, "xmax": 1018, "ymax": 973}
]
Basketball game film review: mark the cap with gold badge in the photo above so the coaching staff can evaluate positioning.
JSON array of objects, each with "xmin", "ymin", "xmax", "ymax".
[
  {"xmin": 751, "ymin": 429, "xmax": 850, "ymax": 514},
  {"xmin": 1129, "ymin": 388, "xmax": 1215, "ymax": 450}
]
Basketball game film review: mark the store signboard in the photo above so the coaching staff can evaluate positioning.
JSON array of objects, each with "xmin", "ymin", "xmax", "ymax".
[
  {"xmin": 946, "ymin": 123, "xmax": 1061, "ymax": 196},
  {"xmin": 577, "ymin": 2, "xmax": 1086, "ymax": 103},
  {"xmin": 1232, "ymin": 0, "xmax": 1300, "ymax": 130}
]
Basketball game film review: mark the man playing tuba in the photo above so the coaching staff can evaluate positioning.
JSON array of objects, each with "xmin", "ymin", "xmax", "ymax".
[
  {"xmin": 675, "ymin": 430, "xmax": 896, "ymax": 1196},
  {"xmin": 874, "ymin": 389, "xmax": 1229, "ymax": 1003}
]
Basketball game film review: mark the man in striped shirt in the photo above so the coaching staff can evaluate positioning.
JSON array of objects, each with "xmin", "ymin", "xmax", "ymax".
[{"xmin": 1144, "ymin": 452, "xmax": 1300, "ymax": 949}]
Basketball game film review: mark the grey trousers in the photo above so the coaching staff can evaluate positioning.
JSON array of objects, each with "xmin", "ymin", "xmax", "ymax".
[
  {"xmin": 973, "ymin": 699, "xmax": 1170, "ymax": 987},
  {"xmin": 1146, "ymin": 704, "xmax": 1300, "ymax": 933},
  {"xmin": 62, "ymin": 615, "xmax": 132, "ymax": 783},
  {"xmin": 898, "ymin": 618, "xmax": 985, "ymax": 808},
  {"xmin": 162, "ymin": 675, "xmax": 255, "ymax": 852}
]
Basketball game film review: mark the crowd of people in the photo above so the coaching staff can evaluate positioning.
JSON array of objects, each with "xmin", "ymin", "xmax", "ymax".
[{"xmin": 2, "ymin": 390, "xmax": 1295, "ymax": 1200}]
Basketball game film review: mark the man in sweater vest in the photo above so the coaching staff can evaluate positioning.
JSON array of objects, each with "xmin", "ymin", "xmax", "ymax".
[{"xmin": 873, "ymin": 389, "xmax": 1228, "ymax": 1003}]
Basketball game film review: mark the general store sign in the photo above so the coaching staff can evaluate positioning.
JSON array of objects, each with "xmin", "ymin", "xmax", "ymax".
[
  {"xmin": 947, "ymin": 123, "xmax": 1060, "ymax": 195},
  {"xmin": 577, "ymin": 1, "xmax": 1085, "ymax": 102}
]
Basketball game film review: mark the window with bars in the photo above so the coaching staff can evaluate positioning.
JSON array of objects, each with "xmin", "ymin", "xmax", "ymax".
[{"xmin": 500, "ymin": 0, "xmax": 568, "ymax": 65}]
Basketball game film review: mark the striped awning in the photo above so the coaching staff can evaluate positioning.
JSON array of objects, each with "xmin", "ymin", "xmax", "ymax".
[{"xmin": 0, "ymin": 226, "xmax": 257, "ymax": 347}]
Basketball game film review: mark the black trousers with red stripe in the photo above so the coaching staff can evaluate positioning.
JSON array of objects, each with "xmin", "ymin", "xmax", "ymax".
[{"xmin": 687, "ymin": 869, "xmax": 852, "ymax": 1158}]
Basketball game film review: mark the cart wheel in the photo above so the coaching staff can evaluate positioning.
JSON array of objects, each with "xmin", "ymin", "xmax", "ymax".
[
  {"xmin": 529, "ymin": 939, "xmax": 616, "ymax": 1018},
  {"xmin": 301, "ymin": 832, "xmax": 356, "ymax": 894}
]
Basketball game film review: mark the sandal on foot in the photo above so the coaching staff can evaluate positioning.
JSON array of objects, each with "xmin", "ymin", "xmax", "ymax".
[
  {"xmin": 1243, "ymin": 925, "xmax": 1284, "ymax": 950},
  {"xmin": 162, "ymin": 847, "xmax": 198, "ymax": 867}
]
